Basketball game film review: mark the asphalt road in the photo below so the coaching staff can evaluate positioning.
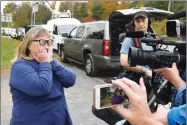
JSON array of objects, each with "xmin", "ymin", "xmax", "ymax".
[{"xmin": 1, "ymin": 56, "xmax": 118, "ymax": 125}]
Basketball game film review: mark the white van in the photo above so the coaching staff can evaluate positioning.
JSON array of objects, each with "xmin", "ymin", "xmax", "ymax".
[
  {"xmin": 46, "ymin": 18, "xmax": 81, "ymax": 55},
  {"xmin": 10, "ymin": 28, "xmax": 17, "ymax": 39}
]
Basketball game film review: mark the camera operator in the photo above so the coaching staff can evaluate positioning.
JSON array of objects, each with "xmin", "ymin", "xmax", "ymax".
[
  {"xmin": 120, "ymin": 11, "xmax": 153, "ymax": 78},
  {"xmin": 112, "ymin": 20, "xmax": 186, "ymax": 125},
  {"xmin": 91, "ymin": 11, "xmax": 156, "ymax": 125}
]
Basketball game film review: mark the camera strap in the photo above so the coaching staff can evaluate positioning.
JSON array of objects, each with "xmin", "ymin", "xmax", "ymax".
[{"xmin": 133, "ymin": 38, "xmax": 142, "ymax": 49}]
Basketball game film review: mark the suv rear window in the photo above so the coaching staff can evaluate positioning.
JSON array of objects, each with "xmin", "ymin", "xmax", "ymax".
[{"xmin": 86, "ymin": 23, "xmax": 105, "ymax": 39}]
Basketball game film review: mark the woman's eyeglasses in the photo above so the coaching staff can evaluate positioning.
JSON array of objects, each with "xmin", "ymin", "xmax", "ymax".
[{"xmin": 32, "ymin": 39, "xmax": 54, "ymax": 46}]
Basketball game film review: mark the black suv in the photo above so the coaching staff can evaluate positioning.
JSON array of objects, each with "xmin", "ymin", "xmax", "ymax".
[{"xmin": 62, "ymin": 21, "xmax": 119, "ymax": 76}]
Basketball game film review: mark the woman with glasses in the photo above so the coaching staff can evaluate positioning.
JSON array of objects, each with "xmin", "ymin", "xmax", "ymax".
[{"xmin": 9, "ymin": 27, "xmax": 76, "ymax": 125}]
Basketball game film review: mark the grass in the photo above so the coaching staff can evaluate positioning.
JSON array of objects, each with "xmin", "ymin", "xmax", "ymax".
[
  {"xmin": 1, "ymin": 37, "xmax": 21, "ymax": 74},
  {"xmin": 1, "ymin": 37, "xmax": 61, "ymax": 76}
]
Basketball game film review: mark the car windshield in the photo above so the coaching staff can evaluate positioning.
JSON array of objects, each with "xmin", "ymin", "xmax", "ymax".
[{"xmin": 58, "ymin": 25, "xmax": 76, "ymax": 35}]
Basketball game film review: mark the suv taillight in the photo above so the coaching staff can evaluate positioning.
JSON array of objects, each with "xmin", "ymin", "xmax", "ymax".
[{"xmin": 102, "ymin": 40, "xmax": 110, "ymax": 56}]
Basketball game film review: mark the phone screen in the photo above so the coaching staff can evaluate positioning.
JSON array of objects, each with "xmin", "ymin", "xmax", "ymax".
[{"xmin": 100, "ymin": 86, "xmax": 130, "ymax": 109}]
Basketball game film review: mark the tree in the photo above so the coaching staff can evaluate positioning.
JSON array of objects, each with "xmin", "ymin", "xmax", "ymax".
[
  {"xmin": 170, "ymin": 1, "xmax": 186, "ymax": 13},
  {"xmin": 72, "ymin": 2, "xmax": 82, "ymax": 19},
  {"xmin": 81, "ymin": 16, "xmax": 95, "ymax": 22},
  {"xmin": 2, "ymin": 2, "xmax": 18, "ymax": 28},
  {"xmin": 35, "ymin": 4, "xmax": 52, "ymax": 25},
  {"xmin": 87, "ymin": 0, "xmax": 94, "ymax": 16},
  {"xmin": 50, "ymin": 1, "xmax": 56, "ymax": 10},
  {"xmin": 64, "ymin": 2, "xmax": 71, "ymax": 11},
  {"xmin": 128, "ymin": 1, "xmax": 138, "ymax": 8},
  {"xmin": 80, "ymin": 2, "xmax": 88, "ymax": 18},
  {"xmin": 103, "ymin": 1, "xmax": 119, "ymax": 19},
  {"xmin": 3, "ymin": 2, "xmax": 17, "ymax": 14},
  {"xmin": 59, "ymin": 1, "xmax": 65, "ymax": 12},
  {"xmin": 72, "ymin": 2, "xmax": 79, "ymax": 18},
  {"xmin": 144, "ymin": 1, "xmax": 169, "ymax": 10},
  {"xmin": 13, "ymin": 2, "xmax": 32, "ymax": 28},
  {"xmin": 92, "ymin": 2, "xmax": 105, "ymax": 20},
  {"xmin": 59, "ymin": 1, "xmax": 71, "ymax": 12},
  {"xmin": 136, "ymin": 0, "xmax": 144, "ymax": 8},
  {"xmin": 144, "ymin": 1, "xmax": 186, "ymax": 12},
  {"xmin": 117, "ymin": 1, "xmax": 129, "ymax": 10}
]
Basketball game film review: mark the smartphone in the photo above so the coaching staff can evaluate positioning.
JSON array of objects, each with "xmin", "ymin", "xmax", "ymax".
[{"xmin": 93, "ymin": 84, "xmax": 130, "ymax": 110}]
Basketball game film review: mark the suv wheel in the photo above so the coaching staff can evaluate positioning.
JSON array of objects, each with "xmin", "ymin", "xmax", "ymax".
[
  {"xmin": 61, "ymin": 48, "xmax": 68, "ymax": 63},
  {"xmin": 85, "ymin": 54, "xmax": 98, "ymax": 77},
  {"xmin": 58, "ymin": 45, "xmax": 61, "ymax": 56}
]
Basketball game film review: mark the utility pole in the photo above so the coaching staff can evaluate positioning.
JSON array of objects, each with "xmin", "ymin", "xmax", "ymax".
[
  {"xmin": 31, "ymin": 1, "xmax": 33, "ymax": 25},
  {"xmin": 32, "ymin": 2, "xmax": 38, "ymax": 25},
  {"xmin": 33, "ymin": 10, "xmax": 35, "ymax": 25},
  {"xmin": 71, "ymin": 1, "xmax": 74, "ymax": 18},
  {"xmin": 168, "ymin": 1, "xmax": 172, "ymax": 11},
  {"xmin": 30, "ymin": 11, "xmax": 33, "ymax": 25}
]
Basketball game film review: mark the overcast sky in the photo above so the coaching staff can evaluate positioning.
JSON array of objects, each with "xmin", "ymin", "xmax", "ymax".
[{"xmin": 1, "ymin": 1, "xmax": 61, "ymax": 13}]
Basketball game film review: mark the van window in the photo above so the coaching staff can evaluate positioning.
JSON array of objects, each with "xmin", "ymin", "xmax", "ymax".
[
  {"xmin": 53, "ymin": 26, "xmax": 58, "ymax": 35},
  {"xmin": 69, "ymin": 27, "xmax": 78, "ymax": 38},
  {"xmin": 76, "ymin": 27, "xmax": 85, "ymax": 39},
  {"xmin": 58, "ymin": 25, "xmax": 76, "ymax": 35},
  {"xmin": 86, "ymin": 23, "xmax": 105, "ymax": 39}
]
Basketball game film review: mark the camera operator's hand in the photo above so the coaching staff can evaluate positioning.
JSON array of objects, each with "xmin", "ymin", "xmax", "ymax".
[
  {"xmin": 111, "ymin": 77, "xmax": 163, "ymax": 125},
  {"xmin": 154, "ymin": 63, "xmax": 185, "ymax": 89}
]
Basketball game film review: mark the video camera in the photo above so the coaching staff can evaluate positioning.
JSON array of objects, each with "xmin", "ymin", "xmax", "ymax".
[
  {"xmin": 128, "ymin": 37, "xmax": 186, "ymax": 70},
  {"xmin": 127, "ymin": 10, "xmax": 186, "ymax": 71},
  {"xmin": 127, "ymin": 10, "xmax": 186, "ymax": 105},
  {"xmin": 167, "ymin": 10, "xmax": 186, "ymax": 37}
]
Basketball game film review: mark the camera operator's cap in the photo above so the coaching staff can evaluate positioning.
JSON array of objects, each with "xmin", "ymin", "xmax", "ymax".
[{"xmin": 133, "ymin": 11, "xmax": 149, "ymax": 20}]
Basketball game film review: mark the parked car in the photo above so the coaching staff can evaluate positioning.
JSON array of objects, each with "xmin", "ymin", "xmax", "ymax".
[
  {"xmin": 10, "ymin": 28, "xmax": 17, "ymax": 39},
  {"xmin": 1, "ymin": 28, "xmax": 6, "ymax": 35},
  {"xmin": 2, "ymin": 28, "xmax": 11, "ymax": 36},
  {"xmin": 49, "ymin": 18, "xmax": 81, "ymax": 55},
  {"xmin": 62, "ymin": 7, "xmax": 173, "ymax": 77},
  {"xmin": 52, "ymin": 23, "xmax": 80, "ymax": 55},
  {"xmin": 16, "ymin": 28, "xmax": 25, "ymax": 41},
  {"xmin": 62, "ymin": 21, "xmax": 116, "ymax": 76}
]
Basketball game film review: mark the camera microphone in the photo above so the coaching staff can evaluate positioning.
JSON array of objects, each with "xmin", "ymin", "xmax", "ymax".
[
  {"xmin": 167, "ymin": 10, "xmax": 186, "ymax": 20},
  {"xmin": 125, "ymin": 31, "xmax": 157, "ymax": 38}
]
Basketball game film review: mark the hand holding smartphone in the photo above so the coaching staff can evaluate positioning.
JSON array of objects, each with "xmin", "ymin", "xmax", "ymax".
[{"xmin": 93, "ymin": 84, "xmax": 130, "ymax": 110}]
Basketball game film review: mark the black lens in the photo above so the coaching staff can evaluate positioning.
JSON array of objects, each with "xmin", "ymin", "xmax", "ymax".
[
  {"xmin": 128, "ymin": 47, "xmax": 185, "ymax": 70},
  {"xmin": 128, "ymin": 47, "xmax": 139, "ymax": 67}
]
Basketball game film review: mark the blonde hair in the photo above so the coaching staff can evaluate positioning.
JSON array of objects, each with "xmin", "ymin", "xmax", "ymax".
[{"xmin": 12, "ymin": 27, "xmax": 50, "ymax": 62}]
